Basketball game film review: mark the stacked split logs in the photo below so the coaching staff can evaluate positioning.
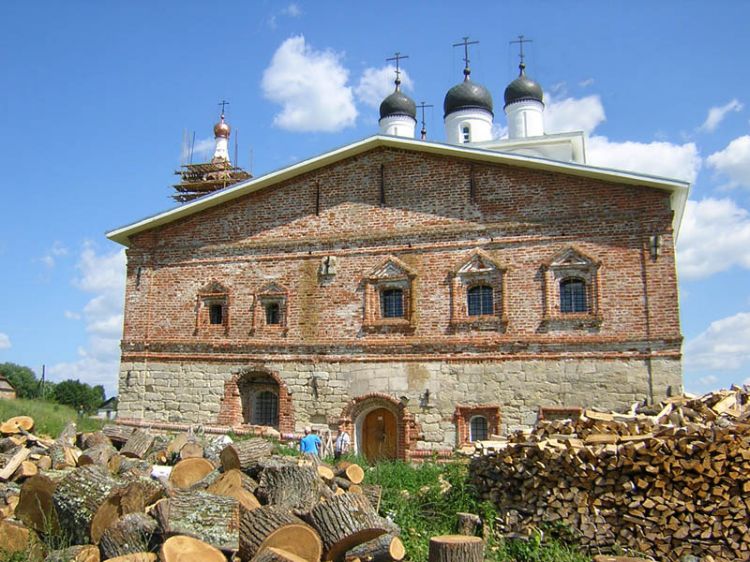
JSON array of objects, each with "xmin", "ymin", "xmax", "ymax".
[
  {"xmin": 0, "ymin": 418, "xmax": 409, "ymax": 561},
  {"xmin": 470, "ymin": 386, "xmax": 750, "ymax": 561}
]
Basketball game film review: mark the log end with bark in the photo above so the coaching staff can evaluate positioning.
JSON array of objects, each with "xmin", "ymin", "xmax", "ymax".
[{"xmin": 428, "ymin": 535, "xmax": 484, "ymax": 562}]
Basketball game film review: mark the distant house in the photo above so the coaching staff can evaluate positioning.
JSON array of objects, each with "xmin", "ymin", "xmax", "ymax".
[
  {"xmin": 0, "ymin": 374, "xmax": 16, "ymax": 400},
  {"xmin": 97, "ymin": 397, "xmax": 118, "ymax": 420}
]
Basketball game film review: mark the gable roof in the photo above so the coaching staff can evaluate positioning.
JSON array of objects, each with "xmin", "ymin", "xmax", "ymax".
[
  {"xmin": 0, "ymin": 374, "xmax": 15, "ymax": 392},
  {"xmin": 107, "ymin": 135, "xmax": 690, "ymax": 247}
]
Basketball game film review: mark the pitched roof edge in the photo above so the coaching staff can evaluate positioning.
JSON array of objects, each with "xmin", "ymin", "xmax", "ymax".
[{"xmin": 107, "ymin": 135, "xmax": 690, "ymax": 246}]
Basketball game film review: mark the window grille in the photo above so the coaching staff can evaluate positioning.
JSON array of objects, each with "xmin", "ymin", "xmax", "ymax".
[
  {"xmin": 265, "ymin": 302, "xmax": 281, "ymax": 325},
  {"xmin": 381, "ymin": 288, "xmax": 404, "ymax": 318},
  {"xmin": 560, "ymin": 279, "xmax": 587, "ymax": 313},
  {"xmin": 470, "ymin": 416, "xmax": 488, "ymax": 441},
  {"xmin": 462, "ymin": 125, "xmax": 470, "ymax": 143},
  {"xmin": 209, "ymin": 304, "xmax": 223, "ymax": 325},
  {"xmin": 467, "ymin": 285, "xmax": 494, "ymax": 316},
  {"xmin": 253, "ymin": 391, "xmax": 278, "ymax": 426}
]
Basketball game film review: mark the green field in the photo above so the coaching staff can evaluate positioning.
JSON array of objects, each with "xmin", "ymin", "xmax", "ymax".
[{"xmin": 0, "ymin": 398, "xmax": 104, "ymax": 437}]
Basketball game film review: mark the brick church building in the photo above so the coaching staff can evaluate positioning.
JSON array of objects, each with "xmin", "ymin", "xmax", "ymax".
[{"xmin": 108, "ymin": 50, "xmax": 687, "ymax": 460}]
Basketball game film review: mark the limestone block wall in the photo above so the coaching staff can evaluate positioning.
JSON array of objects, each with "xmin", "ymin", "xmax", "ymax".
[{"xmin": 117, "ymin": 357, "xmax": 681, "ymax": 450}]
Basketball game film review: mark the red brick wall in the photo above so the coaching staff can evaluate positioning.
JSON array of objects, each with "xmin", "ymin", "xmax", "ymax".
[{"xmin": 121, "ymin": 146, "xmax": 681, "ymax": 362}]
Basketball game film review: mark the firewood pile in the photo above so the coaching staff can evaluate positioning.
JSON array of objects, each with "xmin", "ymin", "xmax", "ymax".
[
  {"xmin": 469, "ymin": 387, "xmax": 750, "ymax": 562},
  {"xmin": 0, "ymin": 418, "xmax": 407, "ymax": 562}
]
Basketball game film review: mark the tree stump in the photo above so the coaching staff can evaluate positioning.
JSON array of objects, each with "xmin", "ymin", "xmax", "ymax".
[
  {"xmin": 346, "ymin": 534, "xmax": 406, "ymax": 562},
  {"xmin": 305, "ymin": 494, "xmax": 389, "ymax": 561},
  {"xmin": 152, "ymin": 489, "xmax": 239, "ymax": 551},
  {"xmin": 455, "ymin": 513, "xmax": 481, "ymax": 536},
  {"xmin": 254, "ymin": 547, "xmax": 311, "ymax": 562},
  {"xmin": 120, "ymin": 429, "xmax": 155, "ymax": 459},
  {"xmin": 99, "ymin": 512, "xmax": 159, "ymax": 560},
  {"xmin": 45, "ymin": 544, "xmax": 101, "ymax": 562},
  {"xmin": 220, "ymin": 438, "xmax": 273, "ymax": 473},
  {"xmin": 160, "ymin": 535, "xmax": 226, "ymax": 562},
  {"xmin": 52, "ymin": 465, "xmax": 121, "ymax": 544},
  {"xmin": 428, "ymin": 536, "xmax": 483, "ymax": 562},
  {"xmin": 168, "ymin": 457, "xmax": 215, "ymax": 489},
  {"xmin": 256, "ymin": 462, "xmax": 321, "ymax": 514},
  {"xmin": 79, "ymin": 444, "xmax": 117, "ymax": 467},
  {"xmin": 239, "ymin": 505, "xmax": 322, "ymax": 562}
]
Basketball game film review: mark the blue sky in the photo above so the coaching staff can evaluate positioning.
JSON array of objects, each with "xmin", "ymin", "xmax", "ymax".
[{"xmin": 2, "ymin": 1, "xmax": 750, "ymax": 398}]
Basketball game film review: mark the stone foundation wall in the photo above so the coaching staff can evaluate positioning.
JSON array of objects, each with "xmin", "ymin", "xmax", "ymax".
[{"xmin": 117, "ymin": 357, "xmax": 682, "ymax": 450}]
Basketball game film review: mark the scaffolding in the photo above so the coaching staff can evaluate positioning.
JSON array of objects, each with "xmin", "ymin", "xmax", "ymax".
[{"xmin": 172, "ymin": 160, "xmax": 251, "ymax": 203}]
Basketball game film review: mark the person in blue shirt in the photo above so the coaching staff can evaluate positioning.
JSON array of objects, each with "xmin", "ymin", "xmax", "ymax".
[{"xmin": 299, "ymin": 426, "xmax": 322, "ymax": 459}]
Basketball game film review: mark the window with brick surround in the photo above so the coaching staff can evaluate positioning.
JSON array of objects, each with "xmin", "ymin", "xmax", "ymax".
[
  {"xmin": 450, "ymin": 251, "xmax": 507, "ymax": 331},
  {"xmin": 196, "ymin": 281, "xmax": 229, "ymax": 335},
  {"xmin": 542, "ymin": 247, "xmax": 601, "ymax": 327},
  {"xmin": 252, "ymin": 282, "xmax": 288, "ymax": 336},
  {"xmin": 253, "ymin": 390, "xmax": 279, "ymax": 426},
  {"xmin": 454, "ymin": 405, "xmax": 500, "ymax": 446},
  {"xmin": 363, "ymin": 256, "xmax": 416, "ymax": 332}
]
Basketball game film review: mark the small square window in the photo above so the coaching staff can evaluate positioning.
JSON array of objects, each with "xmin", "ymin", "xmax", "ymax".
[
  {"xmin": 209, "ymin": 304, "xmax": 223, "ymax": 325},
  {"xmin": 265, "ymin": 302, "xmax": 280, "ymax": 325},
  {"xmin": 470, "ymin": 416, "xmax": 488, "ymax": 441},
  {"xmin": 381, "ymin": 288, "xmax": 404, "ymax": 318}
]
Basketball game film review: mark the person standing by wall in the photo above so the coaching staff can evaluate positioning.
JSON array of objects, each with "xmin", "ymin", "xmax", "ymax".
[
  {"xmin": 300, "ymin": 426, "xmax": 322, "ymax": 462},
  {"xmin": 334, "ymin": 429, "xmax": 350, "ymax": 460}
]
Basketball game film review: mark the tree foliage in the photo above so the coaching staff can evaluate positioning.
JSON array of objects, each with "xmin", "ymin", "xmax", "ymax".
[
  {"xmin": 53, "ymin": 379, "xmax": 106, "ymax": 413},
  {"xmin": 0, "ymin": 362, "xmax": 43, "ymax": 399}
]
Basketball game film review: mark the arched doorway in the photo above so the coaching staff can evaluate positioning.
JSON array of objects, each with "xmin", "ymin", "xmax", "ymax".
[
  {"xmin": 238, "ymin": 371, "xmax": 279, "ymax": 426},
  {"xmin": 360, "ymin": 407, "xmax": 397, "ymax": 461}
]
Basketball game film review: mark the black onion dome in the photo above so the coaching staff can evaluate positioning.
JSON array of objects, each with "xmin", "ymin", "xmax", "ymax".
[
  {"xmin": 504, "ymin": 66, "xmax": 544, "ymax": 108},
  {"xmin": 443, "ymin": 79, "xmax": 493, "ymax": 117},
  {"xmin": 379, "ymin": 88, "xmax": 417, "ymax": 120}
]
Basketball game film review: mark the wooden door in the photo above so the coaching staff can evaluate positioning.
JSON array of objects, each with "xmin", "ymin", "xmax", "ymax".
[{"xmin": 362, "ymin": 408, "xmax": 397, "ymax": 462}]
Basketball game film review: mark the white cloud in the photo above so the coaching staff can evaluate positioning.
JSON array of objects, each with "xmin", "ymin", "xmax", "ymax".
[
  {"xmin": 39, "ymin": 240, "xmax": 69, "ymax": 269},
  {"xmin": 587, "ymin": 136, "xmax": 701, "ymax": 183},
  {"xmin": 355, "ymin": 66, "xmax": 414, "ymax": 109},
  {"xmin": 706, "ymin": 135, "xmax": 750, "ymax": 189},
  {"xmin": 545, "ymin": 95, "xmax": 606, "ymax": 135},
  {"xmin": 48, "ymin": 243, "xmax": 126, "ymax": 395},
  {"xmin": 579, "ymin": 78, "xmax": 595, "ymax": 88},
  {"xmin": 281, "ymin": 3, "xmax": 301, "ymax": 17},
  {"xmin": 64, "ymin": 310, "xmax": 81, "ymax": 320},
  {"xmin": 262, "ymin": 36, "xmax": 357, "ymax": 132},
  {"xmin": 678, "ymin": 198, "xmax": 750, "ymax": 279},
  {"xmin": 0, "ymin": 332, "xmax": 10, "ymax": 350},
  {"xmin": 684, "ymin": 311, "xmax": 750, "ymax": 372},
  {"xmin": 181, "ymin": 138, "xmax": 214, "ymax": 163},
  {"xmin": 699, "ymin": 99, "xmax": 743, "ymax": 133}
]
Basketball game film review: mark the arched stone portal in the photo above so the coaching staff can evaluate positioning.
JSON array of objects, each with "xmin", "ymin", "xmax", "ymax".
[
  {"xmin": 217, "ymin": 367, "xmax": 294, "ymax": 433},
  {"xmin": 338, "ymin": 393, "xmax": 419, "ymax": 461}
]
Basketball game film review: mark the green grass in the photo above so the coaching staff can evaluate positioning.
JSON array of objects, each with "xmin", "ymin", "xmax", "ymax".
[
  {"xmin": 0, "ymin": 398, "xmax": 104, "ymax": 438},
  {"xmin": 364, "ymin": 459, "xmax": 592, "ymax": 562}
]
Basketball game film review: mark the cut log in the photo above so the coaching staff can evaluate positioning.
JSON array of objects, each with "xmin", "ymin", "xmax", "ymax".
[
  {"xmin": 220, "ymin": 438, "xmax": 273, "ymax": 473},
  {"xmin": 455, "ymin": 513, "xmax": 481, "ymax": 536},
  {"xmin": 48, "ymin": 441, "xmax": 80, "ymax": 469},
  {"xmin": 349, "ymin": 484, "xmax": 363, "ymax": 494},
  {"xmin": 189, "ymin": 467, "xmax": 223, "ymax": 490},
  {"xmin": 168, "ymin": 457, "xmax": 215, "ymax": 489},
  {"xmin": 346, "ymin": 534, "xmax": 406, "ymax": 562},
  {"xmin": 78, "ymin": 444, "xmax": 117, "ymax": 467},
  {"xmin": 16, "ymin": 470, "xmax": 71, "ymax": 532},
  {"xmin": 0, "ymin": 447, "xmax": 30, "ymax": 480},
  {"xmin": 118, "ymin": 475, "xmax": 167, "ymax": 513},
  {"xmin": 12, "ymin": 460, "xmax": 38, "ymax": 480},
  {"xmin": 206, "ymin": 468, "xmax": 261, "ymax": 511},
  {"xmin": 336, "ymin": 461, "xmax": 365, "ymax": 485},
  {"xmin": 179, "ymin": 442, "xmax": 204, "ymax": 460},
  {"xmin": 239, "ymin": 505, "xmax": 322, "ymax": 562},
  {"xmin": 428, "ymin": 536, "xmax": 484, "ymax": 562},
  {"xmin": 121, "ymin": 429, "xmax": 155, "ymax": 459},
  {"xmin": 318, "ymin": 464, "xmax": 336, "ymax": 481},
  {"xmin": 160, "ymin": 535, "xmax": 226, "ymax": 562},
  {"xmin": 334, "ymin": 476, "xmax": 353, "ymax": 491},
  {"xmin": 102, "ymin": 424, "xmax": 135, "ymax": 448},
  {"xmin": 0, "ymin": 416, "xmax": 34, "ymax": 434},
  {"xmin": 256, "ymin": 461, "xmax": 321, "ymax": 514},
  {"xmin": 52, "ymin": 464, "xmax": 120, "ymax": 544},
  {"xmin": 0, "ymin": 518, "xmax": 32, "ymax": 552},
  {"xmin": 45, "ymin": 544, "xmax": 101, "ymax": 562},
  {"xmin": 166, "ymin": 433, "xmax": 188, "ymax": 458},
  {"xmin": 152, "ymin": 489, "xmax": 239, "ymax": 551},
  {"xmin": 361, "ymin": 485, "xmax": 382, "ymax": 513},
  {"xmin": 81, "ymin": 431, "xmax": 113, "ymax": 450},
  {"xmin": 57, "ymin": 422, "xmax": 78, "ymax": 446},
  {"xmin": 254, "ymin": 547, "xmax": 311, "ymax": 562},
  {"xmin": 108, "ymin": 454, "xmax": 152, "ymax": 478},
  {"xmin": 99, "ymin": 512, "xmax": 159, "ymax": 560},
  {"xmin": 305, "ymin": 494, "xmax": 389, "ymax": 561},
  {"xmin": 37, "ymin": 455, "xmax": 52, "ymax": 470}
]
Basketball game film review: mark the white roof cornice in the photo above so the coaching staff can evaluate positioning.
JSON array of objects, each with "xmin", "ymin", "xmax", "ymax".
[{"xmin": 107, "ymin": 135, "xmax": 689, "ymax": 246}]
